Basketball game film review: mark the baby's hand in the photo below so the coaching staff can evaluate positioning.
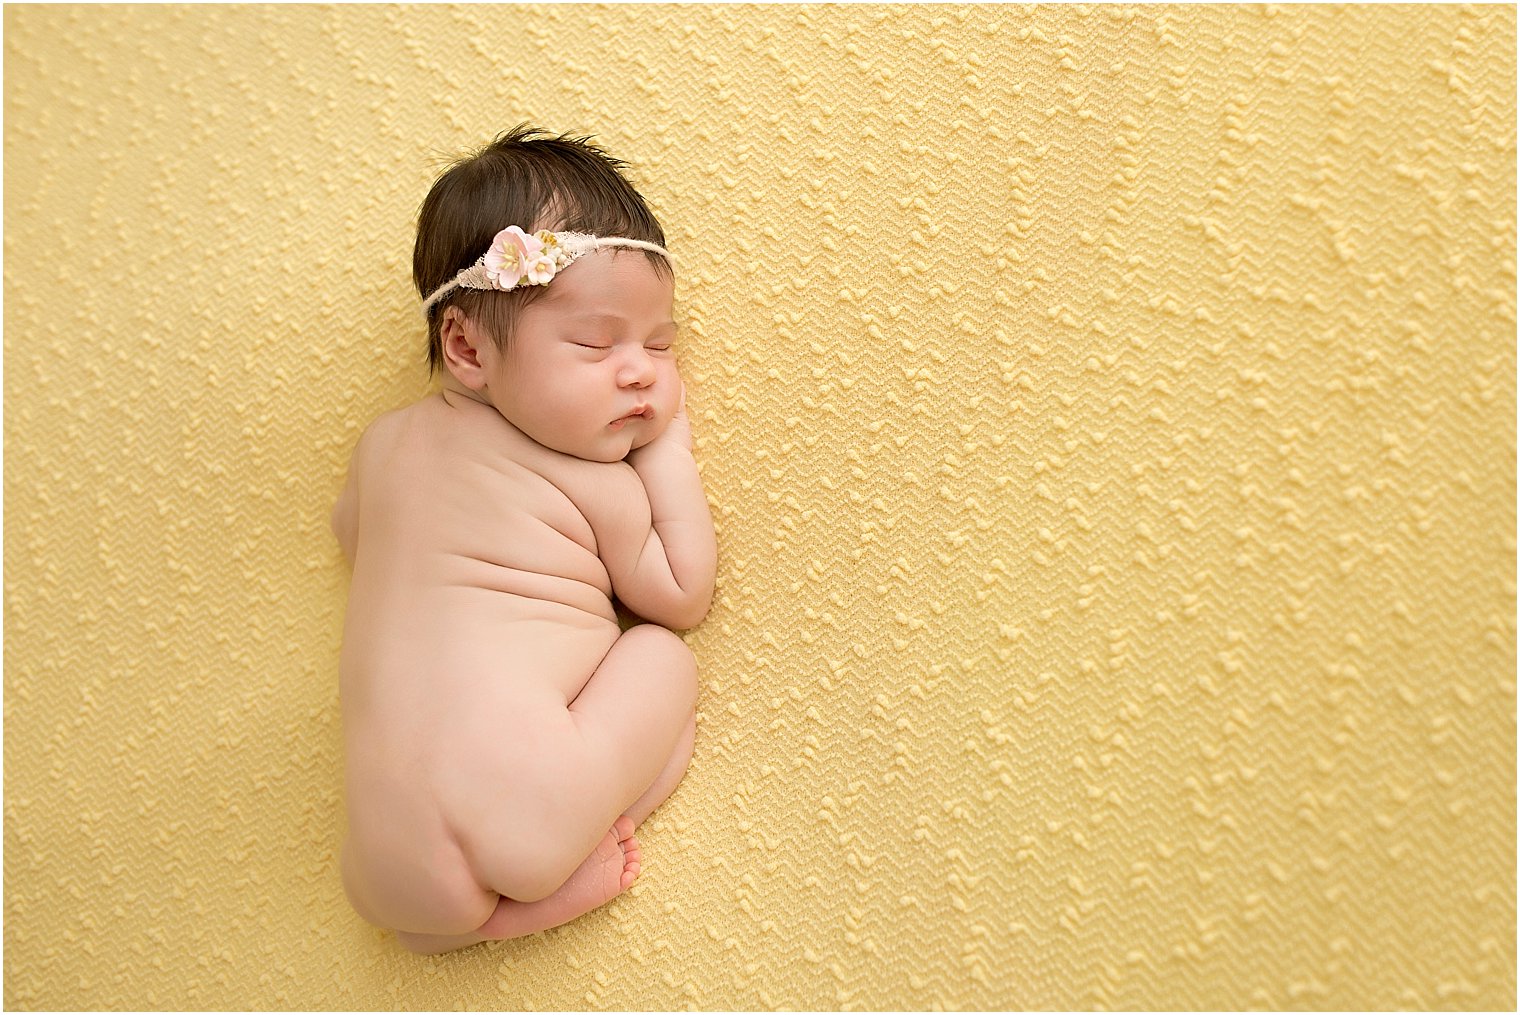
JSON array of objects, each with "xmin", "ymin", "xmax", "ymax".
[{"xmin": 652, "ymin": 382, "xmax": 693, "ymax": 454}]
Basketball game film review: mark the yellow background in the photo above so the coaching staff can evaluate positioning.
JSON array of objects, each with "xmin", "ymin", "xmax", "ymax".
[{"xmin": 4, "ymin": 4, "xmax": 1515, "ymax": 1010}]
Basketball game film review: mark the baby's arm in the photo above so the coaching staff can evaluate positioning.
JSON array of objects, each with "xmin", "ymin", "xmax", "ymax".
[
  {"xmin": 625, "ymin": 438, "xmax": 716, "ymax": 628},
  {"xmin": 587, "ymin": 402, "xmax": 716, "ymax": 630}
]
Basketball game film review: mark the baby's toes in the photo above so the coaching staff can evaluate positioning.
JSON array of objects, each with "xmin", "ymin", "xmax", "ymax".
[
  {"xmin": 621, "ymin": 837, "xmax": 642, "ymax": 890},
  {"xmin": 619, "ymin": 848, "xmax": 640, "ymax": 891},
  {"xmin": 608, "ymin": 815, "xmax": 641, "ymax": 890}
]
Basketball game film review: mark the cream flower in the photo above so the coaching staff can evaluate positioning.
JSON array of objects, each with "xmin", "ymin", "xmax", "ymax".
[{"xmin": 525, "ymin": 253, "xmax": 558, "ymax": 285}]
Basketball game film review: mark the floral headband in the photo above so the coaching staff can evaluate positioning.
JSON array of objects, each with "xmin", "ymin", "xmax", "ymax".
[{"xmin": 420, "ymin": 225, "xmax": 674, "ymax": 315}]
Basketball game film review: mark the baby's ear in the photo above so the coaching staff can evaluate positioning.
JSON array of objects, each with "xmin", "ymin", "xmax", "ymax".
[
  {"xmin": 440, "ymin": 309, "xmax": 488, "ymax": 390},
  {"xmin": 439, "ymin": 306, "xmax": 472, "ymax": 348}
]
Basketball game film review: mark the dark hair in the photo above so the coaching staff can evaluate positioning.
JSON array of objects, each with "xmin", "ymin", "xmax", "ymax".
[{"xmin": 413, "ymin": 125, "xmax": 671, "ymax": 378}]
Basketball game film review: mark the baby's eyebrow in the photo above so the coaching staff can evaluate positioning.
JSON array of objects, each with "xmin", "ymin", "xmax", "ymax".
[{"xmin": 571, "ymin": 313, "xmax": 678, "ymax": 336}]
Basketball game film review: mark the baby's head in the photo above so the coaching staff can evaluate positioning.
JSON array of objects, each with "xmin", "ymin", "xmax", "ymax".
[{"xmin": 413, "ymin": 125, "xmax": 680, "ymax": 461}]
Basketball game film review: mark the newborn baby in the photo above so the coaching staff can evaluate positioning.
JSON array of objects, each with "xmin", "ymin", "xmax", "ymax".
[{"xmin": 329, "ymin": 127, "xmax": 716, "ymax": 955}]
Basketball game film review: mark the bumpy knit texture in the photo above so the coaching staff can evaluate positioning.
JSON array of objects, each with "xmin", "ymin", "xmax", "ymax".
[{"xmin": 4, "ymin": 5, "xmax": 1515, "ymax": 1010}]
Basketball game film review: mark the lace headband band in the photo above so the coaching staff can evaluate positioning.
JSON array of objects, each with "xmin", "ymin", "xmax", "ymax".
[{"xmin": 421, "ymin": 225, "xmax": 674, "ymax": 315}]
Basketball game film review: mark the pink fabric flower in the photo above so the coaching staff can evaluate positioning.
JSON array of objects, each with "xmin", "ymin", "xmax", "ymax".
[{"xmin": 483, "ymin": 226, "xmax": 543, "ymax": 289}]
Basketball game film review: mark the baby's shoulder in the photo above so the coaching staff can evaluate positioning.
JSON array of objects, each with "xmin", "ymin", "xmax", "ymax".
[
  {"xmin": 345, "ymin": 399, "xmax": 437, "ymax": 485},
  {"xmin": 350, "ymin": 405, "xmax": 407, "ymax": 461},
  {"xmin": 373, "ymin": 399, "xmax": 426, "ymax": 441},
  {"xmin": 375, "ymin": 391, "xmax": 474, "ymax": 444}
]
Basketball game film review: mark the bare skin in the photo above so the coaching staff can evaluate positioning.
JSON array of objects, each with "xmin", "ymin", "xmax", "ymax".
[
  {"xmin": 394, "ymin": 816, "xmax": 642, "ymax": 956},
  {"xmin": 331, "ymin": 251, "xmax": 717, "ymax": 954}
]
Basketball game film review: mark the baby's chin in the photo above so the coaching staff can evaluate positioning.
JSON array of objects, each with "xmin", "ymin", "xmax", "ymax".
[
  {"xmin": 529, "ymin": 421, "xmax": 669, "ymax": 463},
  {"xmin": 628, "ymin": 420, "xmax": 669, "ymax": 450},
  {"xmin": 601, "ymin": 424, "xmax": 668, "ymax": 463}
]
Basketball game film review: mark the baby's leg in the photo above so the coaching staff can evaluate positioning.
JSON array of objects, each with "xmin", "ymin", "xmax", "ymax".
[
  {"xmin": 563, "ymin": 624, "xmax": 699, "ymax": 831},
  {"xmin": 623, "ymin": 711, "xmax": 696, "ymax": 827},
  {"xmin": 397, "ymin": 714, "xmax": 693, "ymax": 955},
  {"xmin": 468, "ymin": 624, "xmax": 698, "ymax": 903}
]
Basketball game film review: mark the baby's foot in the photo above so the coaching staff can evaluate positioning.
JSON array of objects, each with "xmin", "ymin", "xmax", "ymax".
[{"xmin": 608, "ymin": 814, "xmax": 643, "ymax": 895}]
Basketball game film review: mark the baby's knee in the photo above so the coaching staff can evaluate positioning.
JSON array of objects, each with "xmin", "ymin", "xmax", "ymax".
[{"xmin": 621, "ymin": 624, "xmax": 698, "ymax": 707}]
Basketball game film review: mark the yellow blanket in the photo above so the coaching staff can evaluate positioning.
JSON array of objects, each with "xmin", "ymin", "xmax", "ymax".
[{"xmin": 5, "ymin": 5, "xmax": 1514, "ymax": 1009}]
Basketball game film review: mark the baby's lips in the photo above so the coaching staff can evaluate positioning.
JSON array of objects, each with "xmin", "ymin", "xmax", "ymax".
[{"xmin": 609, "ymin": 405, "xmax": 653, "ymax": 430}]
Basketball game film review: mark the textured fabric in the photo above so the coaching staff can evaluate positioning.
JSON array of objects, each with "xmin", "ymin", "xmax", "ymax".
[{"xmin": 3, "ymin": 4, "xmax": 1515, "ymax": 1010}]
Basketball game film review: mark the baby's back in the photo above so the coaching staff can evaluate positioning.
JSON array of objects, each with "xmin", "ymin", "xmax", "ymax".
[{"xmin": 336, "ymin": 391, "xmax": 625, "ymax": 913}]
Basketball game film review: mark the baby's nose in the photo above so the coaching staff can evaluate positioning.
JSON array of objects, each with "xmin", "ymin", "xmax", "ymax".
[{"xmin": 617, "ymin": 349, "xmax": 657, "ymax": 386}]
